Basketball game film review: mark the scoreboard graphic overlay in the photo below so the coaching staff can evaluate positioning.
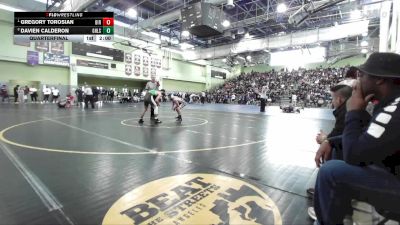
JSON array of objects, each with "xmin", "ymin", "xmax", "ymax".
[{"xmin": 14, "ymin": 12, "xmax": 114, "ymax": 42}]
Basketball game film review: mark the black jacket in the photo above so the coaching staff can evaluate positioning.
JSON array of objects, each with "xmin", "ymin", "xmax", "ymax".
[
  {"xmin": 343, "ymin": 90, "xmax": 400, "ymax": 177},
  {"xmin": 327, "ymin": 102, "xmax": 347, "ymax": 138}
]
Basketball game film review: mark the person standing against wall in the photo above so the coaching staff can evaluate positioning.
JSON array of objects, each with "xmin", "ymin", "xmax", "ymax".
[
  {"xmin": 52, "ymin": 87, "xmax": 60, "ymax": 103},
  {"xmin": 43, "ymin": 86, "xmax": 51, "ymax": 103},
  {"xmin": 1, "ymin": 84, "xmax": 9, "ymax": 102},
  {"xmin": 84, "ymin": 84, "xmax": 95, "ymax": 109},
  {"xmin": 24, "ymin": 86, "xmax": 29, "ymax": 103},
  {"xmin": 13, "ymin": 85, "xmax": 19, "ymax": 103},
  {"xmin": 75, "ymin": 88, "xmax": 83, "ymax": 107},
  {"xmin": 145, "ymin": 76, "xmax": 160, "ymax": 119},
  {"xmin": 18, "ymin": 86, "xmax": 24, "ymax": 103}
]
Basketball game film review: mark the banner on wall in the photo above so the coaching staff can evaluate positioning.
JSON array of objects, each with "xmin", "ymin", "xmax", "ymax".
[
  {"xmin": 151, "ymin": 67, "xmax": 156, "ymax": 77},
  {"xmin": 35, "ymin": 42, "xmax": 49, "ymax": 52},
  {"xmin": 27, "ymin": 51, "xmax": 39, "ymax": 66},
  {"xmin": 143, "ymin": 67, "xmax": 149, "ymax": 77},
  {"xmin": 77, "ymin": 59, "xmax": 108, "ymax": 69},
  {"xmin": 156, "ymin": 59, "xmax": 162, "ymax": 68},
  {"xmin": 14, "ymin": 39, "xmax": 30, "ymax": 47},
  {"xmin": 44, "ymin": 52, "xmax": 70, "ymax": 67},
  {"xmin": 143, "ymin": 56, "xmax": 149, "ymax": 66},
  {"xmin": 51, "ymin": 42, "xmax": 64, "ymax": 54},
  {"xmin": 151, "ymin": 58, "xmax": 156, "ymax": 67},
  {"xmin": 134, "ymin": 66, "xmax": 140, "ymax": 76},
  {"xmin": 125, "ymin": 65, "xmax": 132, "ymax": 76},
  {"xmin": 125, "ymin": 53, "xmax": 132, "ymax": 63},
  {"xmin": 134, "ymin": 54, "xmax": 141, "ymax": 65}
]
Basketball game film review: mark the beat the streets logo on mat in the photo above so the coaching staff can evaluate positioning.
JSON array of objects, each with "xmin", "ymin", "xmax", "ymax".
[{"xmin": 102, "ymin": 174, "xmax": 282, "ymax": 225}]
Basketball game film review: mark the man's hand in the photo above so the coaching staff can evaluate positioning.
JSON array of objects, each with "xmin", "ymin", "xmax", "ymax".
[
  {"xmin": 316, "ymin": 130, "xmax": 327, "ymax": 144},
  {"xmin": 314, "ymin": 141, "xmax": 332, "ymax": 168},
  {"xmin": 346, "ymin": 80, "xmax": 375, "ymax": 111}
]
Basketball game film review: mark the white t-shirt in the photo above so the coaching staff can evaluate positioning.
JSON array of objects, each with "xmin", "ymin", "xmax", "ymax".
[
  {"xmin": 84, "ymin": 87, "xmax": 93, "ymax": 96},
  {"xmin": 260, "ymin": 86, "xmax": 268, "ymax": 99},
  {"xmin": 52, "ymin": 89, "xmax": 59, "ymax": 96},
  {"xmin": 44, "ymin": 88, "xmax": 51, "ymax": 95}
]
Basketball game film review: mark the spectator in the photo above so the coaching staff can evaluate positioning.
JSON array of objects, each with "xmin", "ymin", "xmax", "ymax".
[
  {"xmin": 84, "ymin": 84, "xmax": 95, "ymax": 109},
  {"xmin": 313, "ymin": 52, "xmax": 400, "ymax": 225},
  {"xmin": 13, "ymin": 85, "xmax": 19, "ymax": 103},
  {"xmin": 1, "ymin": 84, "xmax": 9, "ymax": 102},
  {"xmin": 306, "ymin": 79, "xmax": 355, "ymax": 203},
  {"xmin": 52, "ymin": 87, "xmax": 60, "ymax": 103},
  {"xmin": 24, "ymin": 86, "xmax": 29, "ymax": 103}
]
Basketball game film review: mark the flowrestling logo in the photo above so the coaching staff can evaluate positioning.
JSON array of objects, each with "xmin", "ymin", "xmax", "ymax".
[{"xmin": 103, "ymin": 174, "xmax": 282, "ymax": 225}]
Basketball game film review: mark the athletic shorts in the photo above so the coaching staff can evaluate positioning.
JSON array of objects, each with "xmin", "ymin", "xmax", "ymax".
[{"xmin": 144, "ymin": 93, "xmax": 157, "ymax": 107}]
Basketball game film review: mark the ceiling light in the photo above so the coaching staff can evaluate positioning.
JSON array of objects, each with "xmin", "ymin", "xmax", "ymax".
[
  {"xmin": 222, "ymin": 58, "xmax": 227, "ymax": 62},
  {"xmin": 362, "ymin": 32, "xmax": 368, "ymax": 37},
  {"xmin": 350, "ymin": 10, "xmax": 362, "ymax": 20},
  {"xmin": 360, "ymin": 40, "xmax": 368, "ymax": 47},
  {"xmin": 244, "ymin": 33, "xmax": 251, "ymax": 39},
  {"xmin": 277, "ymin": 3, "xmax": 287, "ymax": 13},
  {"xmin": 180, "ymin": 43, "xmax": 194, "ymax": 50},
  {"xmin": 171, "ymin": 38, "xmax": 179, "ymax": 45},
  {"xmin": 361, "ymin": 48, "xmax": 368, "ymax": 54},
  {"xmin": 246, "ymin": 55, "xmax": 252, "ymax": 61},
  {"xmin": 182, "ymin": 30, "xmax": 190, "ymax": 37},
  {"xmin": 0, "ymin": 3, "xmax": 25, "ymax": 12},
  {"xmin": 141, "ymin": 30, "xmax": 160, "ymax": 39},
  {"xmin": 33, "ymin": 0, "xmax": 48, "ymax": 3},
  {"xmin": 222, "ymin": 20, "xmax": 230, "ymax": 27},
  {"xmin": 126, "ymin": 8, "xmax": 137, "ymax": 18},
  {"xmin": 54, "ymin": 2, "xmax": 61, "ymax": 7},
  {"xmin": 114, "ymin": 20, "xmax": 130, "ymax": 28}
]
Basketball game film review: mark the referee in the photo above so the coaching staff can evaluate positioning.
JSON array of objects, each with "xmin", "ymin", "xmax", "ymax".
[{"xmin": 145, "ymin": 76, "xmax": 160, "ymax": 119}]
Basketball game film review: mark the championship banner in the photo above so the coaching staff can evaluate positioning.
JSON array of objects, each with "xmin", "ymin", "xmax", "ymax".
[
  {"xmin": 143, "ymin": 67, "xmax": 149, "ymax": 77},
  {"xmin": 44, "ymin": 52, "xmax": 70, "ymax": 67},
  {"xmin": 35, "ymin": 42, "xmax": 49, "ymax": 52},
  {"xmin": 143, "ymin": 56, "xmax": 149, "ymax": 66},
  {"xmin": 125, "ymin": 53, "xmax": 132, "ymax": 63},
  {"xmin": 51, "ymin": 42, "xmax": 64, "ymax": 54},
  {"xmin": 77, "ymin": 59, "xmax": 108, "ymax": 69},
  {"xmin": 151, "ymin": 58, "xmax": 156, "ymax": 67},
  {"xmin": 151, "ymin": 67, "xmax": 156, "ymax": 77},
  {"xmin": 134, "ymin": 66, "xmax": 140, "ymax": 76},
  {"xmin": 27, "ymin": 51, "xmax": 39, "ymax": 66},
  {"xmin": 156, "ymin": 59, "xmax": 161, "ymax": 68},
  {"xmin": 125, "ymin": 64, "xmax": 132, "ymax": 76},
  {"xmin": 134, "ymin": 54, "xmax": 141, "ymax": 65},
  {"xmin": 14, "ymin": 39, "xmax": 31, "ymax": 47}
]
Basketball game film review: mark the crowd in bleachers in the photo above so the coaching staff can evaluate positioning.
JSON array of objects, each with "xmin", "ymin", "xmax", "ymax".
[
  {"xmin": 208, "ymin": 66, "xmax": 357, "ymax": 107},
  {"xmin": 1, "ymin": 66, "xmax": 357, "ymax": 108}
]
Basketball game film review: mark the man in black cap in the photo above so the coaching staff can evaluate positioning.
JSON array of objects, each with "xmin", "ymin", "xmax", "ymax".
[{"xmin": 313, "ymin": 52, "xmax": 400, "ymax": 225}]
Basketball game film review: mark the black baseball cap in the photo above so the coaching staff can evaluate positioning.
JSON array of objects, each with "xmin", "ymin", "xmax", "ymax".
[{"xmin": 357, "ymin": 52, "xmax": 400, "ymax": 78}]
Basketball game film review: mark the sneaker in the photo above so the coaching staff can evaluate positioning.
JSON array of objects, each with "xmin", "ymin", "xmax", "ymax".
[
  {"xmin": 154, "ymin": 119, "xmax": 162, "ymax": 124},
  {"xmin": 176, "ymin": 117, "xmax": 182, "ymax": 122},
  {"xmin": 313, "ymin": 220, "xmax": 321, "ymax": 225},
  {"xmin": 307, "ymin": 188, "xmax": 315, "ymax": 197},
  {"xmin": 308, "ymin": 207, "xmax": 317, "ymax": 221},
  {"xmin": 138, "ymin": 119, "xmax": 144, "ymax": 124}
]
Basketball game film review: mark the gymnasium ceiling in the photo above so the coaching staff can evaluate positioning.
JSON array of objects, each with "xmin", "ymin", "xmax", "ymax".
[{"xmin": 4, "ymin": 0, "xmax": 386, "ymax": 66}]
